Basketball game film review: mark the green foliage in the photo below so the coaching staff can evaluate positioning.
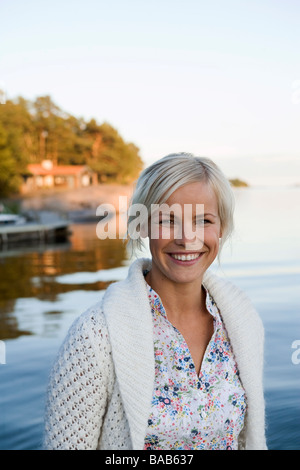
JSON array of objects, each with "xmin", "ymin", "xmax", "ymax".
[
  {"xmin": 0, "ymin": 97, "xmax": 35, "ymax": 175},
  {"xmin": 229, "ymin": 178, "xmax": 249, "ymax": 187},
  {"xmin": 87, "ymin": 122, "xmax": 143, "ymax": 183},
  {"xmin": 0, "ymin": 123, "xmax": 21, "ymax": 197},
  {"xmin": 0, "ymin": 94, "xmax": 144, "ymax": 195}
]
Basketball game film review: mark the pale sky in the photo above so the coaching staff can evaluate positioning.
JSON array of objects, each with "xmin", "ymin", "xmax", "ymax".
[{"xmin": 1, "ymin": 0, "xmax": 300, "ymax": 186}]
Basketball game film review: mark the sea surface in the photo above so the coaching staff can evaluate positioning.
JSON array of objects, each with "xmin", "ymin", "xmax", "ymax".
[{"xmin": 0, "ymin": 187, "xmax": 299, "ymax": 450}]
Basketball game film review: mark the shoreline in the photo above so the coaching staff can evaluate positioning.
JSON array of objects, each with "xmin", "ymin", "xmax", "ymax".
[
  {"xmin": 1, "ymin": 183, "xmax": 298, "ymax": 217},
  {"xmin": 6, "ymin": 184, "xmax": 135, "ymax": 214}
]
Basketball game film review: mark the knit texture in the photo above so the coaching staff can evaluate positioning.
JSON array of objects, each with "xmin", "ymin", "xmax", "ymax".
[{"xmin": 44, "ymin": 257, "xmax": 267, "ymax": 450}]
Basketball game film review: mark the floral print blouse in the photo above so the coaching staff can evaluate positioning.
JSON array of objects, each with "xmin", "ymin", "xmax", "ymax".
[{"xmin": 143, "ymin": 271, "xmax": 246, "ymax": 450}]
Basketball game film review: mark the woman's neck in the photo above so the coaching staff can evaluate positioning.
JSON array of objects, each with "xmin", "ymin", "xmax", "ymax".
[{"xmin": 144, "ymin": 269, "xmax": 207, "ymax": 320}]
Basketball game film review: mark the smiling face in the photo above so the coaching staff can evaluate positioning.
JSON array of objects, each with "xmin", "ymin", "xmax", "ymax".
[{"xmin": 148, "ymin": 181, "xmax": 222, "ymax": 286}]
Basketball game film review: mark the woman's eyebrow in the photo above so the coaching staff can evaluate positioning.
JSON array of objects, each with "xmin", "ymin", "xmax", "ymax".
[
  {"xmin": 159, "ymin": 212, "xmax": 218, "ymax": 218},
  {"xmin": 194, "ymin": 212, "xmax": 217, "ymax": 218}
]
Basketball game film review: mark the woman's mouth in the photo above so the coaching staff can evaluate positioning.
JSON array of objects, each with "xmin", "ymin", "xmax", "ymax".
[{"xmin": 167, "ymin": 252, "xmax": 204, "ymax": 265}]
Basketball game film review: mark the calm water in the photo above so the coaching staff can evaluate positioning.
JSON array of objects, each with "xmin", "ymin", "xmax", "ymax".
[{"xmin": 0, "ymin": 187, "xmax": 299, "ymax": 450}]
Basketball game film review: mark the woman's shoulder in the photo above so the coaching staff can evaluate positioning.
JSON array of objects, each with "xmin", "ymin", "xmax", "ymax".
[
  {"xmin": 68, "ymin": 299, "xmax": 107, "ymax": 331},
  {"xmin": 61, "ymin": 299, "xmax": 113, "ymax": 361},
  {"xmin": 203, "ymin": 270, "xmax": 264, "ymax": 332},
  {"xmin": 204, "ymin": 270, "xmax": 265, "ymax": 362},
  {"xmin": 203, "ymin": 269, "xmax": 255, "ymax": 305}
]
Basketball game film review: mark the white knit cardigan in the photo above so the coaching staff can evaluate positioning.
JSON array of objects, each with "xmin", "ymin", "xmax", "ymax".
[{"xmin": 44, "ymin": 257, "xmax": 267, "ymax": 450}]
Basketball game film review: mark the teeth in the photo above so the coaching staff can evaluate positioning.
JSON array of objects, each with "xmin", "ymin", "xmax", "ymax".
[{"xmin": 171, "ymin": 253, "xmax": 200, "ymax": 261}]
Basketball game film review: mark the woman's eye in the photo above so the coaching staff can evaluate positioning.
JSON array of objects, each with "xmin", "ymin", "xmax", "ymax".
[
  {"xmin": 159, "ymin": 219, "xmax": 174, "ymax": 225},
  {"xmin": 196, "ymin": 219, "xmax": 211, "ymax": 225}
]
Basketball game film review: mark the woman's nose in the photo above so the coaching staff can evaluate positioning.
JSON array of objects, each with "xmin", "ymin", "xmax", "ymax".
[{"xmin": 174, "ymin": 222, "xmax": 204, "ymax": 250}]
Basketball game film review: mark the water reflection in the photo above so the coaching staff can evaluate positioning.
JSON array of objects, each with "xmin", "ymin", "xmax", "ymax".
[{"xmin": 0, "ymin": 222, "xmax": 129, "ymax": 340}]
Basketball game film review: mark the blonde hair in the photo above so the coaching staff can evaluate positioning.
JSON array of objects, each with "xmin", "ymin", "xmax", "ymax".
[{"xmin": 125, "ymin": 152, "xmax": 235, "ymax": 258}]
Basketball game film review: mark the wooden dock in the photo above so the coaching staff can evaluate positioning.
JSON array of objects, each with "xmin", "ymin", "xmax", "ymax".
[{"xmin": 0, "ymin": 221, "xmax": 71, "ymax": 247}]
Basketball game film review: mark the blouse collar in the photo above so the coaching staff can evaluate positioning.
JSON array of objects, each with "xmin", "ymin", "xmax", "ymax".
[{"xmin": 143, "ymin": 269, "xmax": 219, "ymax": 322}]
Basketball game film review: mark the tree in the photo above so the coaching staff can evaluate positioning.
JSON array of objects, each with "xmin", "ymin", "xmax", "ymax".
[
  {"xmin": 85, "ymin": 121, "xmax": 143, "ymax": 183},
  {"xmin": 0, "ymin": 124, "xmax": 20, "ymax": 197},
  {"xmin": 0, "ymin": 97, "xmax": 35, "ymax": 171},
  {"xmin": 229, "ymin": 178, "xmax": 249, "ymax": 188},
  {"xmin": 0, "ymin": 94, "xmax": 144, "ymax": 195}
]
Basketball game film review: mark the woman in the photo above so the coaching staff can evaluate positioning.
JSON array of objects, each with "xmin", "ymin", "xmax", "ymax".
[{"xmin": 44, "ymin": 153, "xmax": 267, "ymax": 450}]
